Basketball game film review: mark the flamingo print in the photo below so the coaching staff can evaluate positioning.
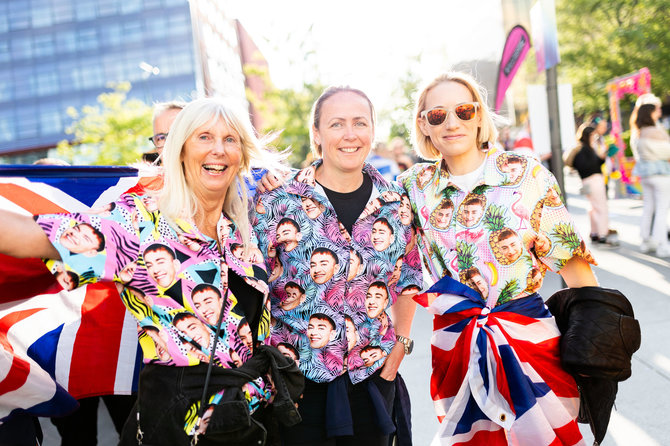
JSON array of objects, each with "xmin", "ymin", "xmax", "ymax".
[{"xmin": 511, "ymin": 191, "xmax": 530, "ymax": 231}]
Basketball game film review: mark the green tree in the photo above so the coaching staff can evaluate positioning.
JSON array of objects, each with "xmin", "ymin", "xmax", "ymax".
[
  {"xmin": 557, "ymin": 0, "xmax": 670, "ymax": 117},
  {"xmin": 245, "ymin": 66, "xmax": 324, "ymax": 167},
  {"xmin": 57, "ymin": 82, "xmax": 153, "ymax": 165}
]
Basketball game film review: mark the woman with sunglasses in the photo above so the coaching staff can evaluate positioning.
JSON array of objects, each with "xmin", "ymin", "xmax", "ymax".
[{"xmin": 398, "ymin": 72, "xmax": 598, "ymax": 445}]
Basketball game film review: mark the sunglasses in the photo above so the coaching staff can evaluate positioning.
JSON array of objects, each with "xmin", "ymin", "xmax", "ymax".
[
  {"xmin": 148, "ymin": 132, "xmax": 168, "ymax": 147},
  {"xmin": 420, "ymin": 102, "xmax": 479, "ymax": 126}
]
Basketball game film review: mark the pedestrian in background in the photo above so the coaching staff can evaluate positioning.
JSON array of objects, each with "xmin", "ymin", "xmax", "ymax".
[
  {"xmin": 630, "ymin": 97, "xmax": 670, "ymax": 257},
  {"xmin": 572, "ymin": 124, "xmax": 619, "ymax": 246}
]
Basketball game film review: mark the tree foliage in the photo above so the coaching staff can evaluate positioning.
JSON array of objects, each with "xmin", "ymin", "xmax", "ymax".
[
  {"xmin": 57, "ymin": 82, "xmax": 153, "ymax": 165},
  {"xmin": 381, "ymin": 60, "xmax": 422, "ymax": 148},
  {"xmin": 557, "ymin": 0, "xmax": 670, "ymax": 117},
  {"xmin": 245, "ymin": 66, "xmax": 325, "ymax": 167}
]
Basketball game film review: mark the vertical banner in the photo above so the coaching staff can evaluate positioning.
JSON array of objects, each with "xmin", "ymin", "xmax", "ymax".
[
  {"xmin": 495, "ymin": 25, "xmax": 531, "ymax": 113},
  {"xmin": 530, "ymin": 0, "xmax": 561, "ymax": 73}
]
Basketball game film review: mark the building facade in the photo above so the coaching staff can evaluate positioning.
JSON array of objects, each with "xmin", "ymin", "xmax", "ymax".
[{"xmin": 0, "ymin": 0, "xmax": 260, "ymax": 163}]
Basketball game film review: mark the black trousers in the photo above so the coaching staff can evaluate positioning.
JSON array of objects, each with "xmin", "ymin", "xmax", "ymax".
[
  {"xmin": 279, "ymin": 372, "xmax": 396, "ymax": 446},
  {"xmin": 50, "ymin": 394, "xmax": 136, "ymax": 446}
]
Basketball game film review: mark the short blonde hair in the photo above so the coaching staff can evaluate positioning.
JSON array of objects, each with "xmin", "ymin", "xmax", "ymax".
[
  {"xmin": 309, "ymin": 86, "xmax": 375, "ymax": 158},
  {"xmin": 159, "ymin": 97, "xmax": 281, "ymax": 252},
  {"xmin": 413, "ymin": 72, "xmax": 499, "ymax": 161}
]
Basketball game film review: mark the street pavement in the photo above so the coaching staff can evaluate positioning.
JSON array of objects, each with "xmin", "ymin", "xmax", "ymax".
[{"xmin": 40, "ymin": 170, "xmax": 670, "ymax": 446}]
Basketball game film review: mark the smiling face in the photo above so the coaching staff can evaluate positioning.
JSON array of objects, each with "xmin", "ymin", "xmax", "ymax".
[
  {"xmin": 365, "ymin": 284, "xmax": 389, "ymax": 319},
  {"xmin": 181, "ymin": 118, "xmax": 242, "ymax": 205},
  {"xmin": 377, "ymin": 311, "xmax": 389, "ymax": 336},
  {"xmin": 462, "ymin": 202, "xmax": 483, "ymax": 227},
  {"xmin": 361, "ymin": 347, "xmax": 384, "ymax": 367},
  {"xmin": 432, "ymin": 205, "xmax": 453, "ymax": 229},
  {"xmin": 175, "ymin": 316, "xmax": 210, "ymax": 348},
  {"xmin": 307, "ymin": 317, "xmax": 335, "ymax": 349},
  {"xmin": 281, "ymin": 284, "xmax": 305, "ymax": 311},
  {"xmin": 389, "ymin": 258, "xmax": 403, "ymax": 285},
  {"xmin": 310, "ymin": 251, "xmax": 338, "ymax": 284},
  {"xmin": 534, "ymin": 232, "xmax": 552, "ymax": 255},
  {"xmin": 345, "ymin": 317, "xmax": 358, "ymax": 351},
  {"xmin": 371, "ymin": 220, "xmax": 394, "ymax": 252},
  {"xmin": 301, "ymin": 196, "xmax": 323, "ymax": 219},
  {"xmin": 470, "ymin": 273, "xmax": 488, "ymax": 299},
  {"xmin": 145, "ymin": 327, "xmax": 170, "ymax": 361},
  {"xmin": 418, "ymin": 81, "xmax": 481, "ymax": 166},
  {"xmin": 502, "ymin": 159, "xmax": 524, "ymax": 182},
  {"xmin": 499, "ymin": 233, "xmax": 522, "ymax": 263},
  {"xmin": 144, "ymin": 247, "xmax": 180, "ymax": 288},
  {"xmin": 347, "ymin": 250, "xmax": 362, "ymax": 282},
  {"xmin": 238, "ymin": 322, "xmax": 253, "ymax": 351},
  {"xmin": 59, "ymin": 223, "xmax": 102, "ymax": 256},
  {"xmin": 399, "ymin": 195, "xmax": 412, "ymax": 225},
  {"xmin": 313, "ymin": 91, "xmax": 373, "ymax": 175},
  {"xmin": 276, "ymin": 221, "xmax": 301, "ymax": 252},
  {"xmin": 192, "ymin": 287, "xmax": 222, "ymax": 325}
]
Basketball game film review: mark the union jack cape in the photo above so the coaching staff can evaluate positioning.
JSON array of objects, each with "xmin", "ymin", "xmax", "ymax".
[
  {"xmin": 0, "ymin": 165, "xmax": 151, "ymax": 422},
  {"xmin": 415, "ymin": 275, "xmax": 585, "ymax": 446}
]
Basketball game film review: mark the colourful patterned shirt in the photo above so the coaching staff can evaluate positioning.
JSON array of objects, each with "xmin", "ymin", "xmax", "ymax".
[
  {"xmin": 35, "ymin": 192, "xmax": 273, "ymax": 421},
  {"xmin": 253, "ymin": 161, "xmax": 423, "ymax": 384},
  {"xmin": 398, "ymin": 149, "xmax": 596, "ymax": 307}
]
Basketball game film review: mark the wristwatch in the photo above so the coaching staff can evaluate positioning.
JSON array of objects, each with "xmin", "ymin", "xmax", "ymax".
[{"xmin": 395, "ymin": 335, "xmax": 414, "ymax": 355}]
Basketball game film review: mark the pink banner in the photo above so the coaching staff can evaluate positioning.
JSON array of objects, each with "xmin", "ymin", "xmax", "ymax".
[{"xmin": 495, "ymin": 25, "xmax": 531, "ymax": 113}]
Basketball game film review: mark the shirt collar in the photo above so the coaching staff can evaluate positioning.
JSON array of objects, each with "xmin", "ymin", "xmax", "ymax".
[{"xmin": 433, "ymin": 148, "xmax": 504, "ymax": 196}]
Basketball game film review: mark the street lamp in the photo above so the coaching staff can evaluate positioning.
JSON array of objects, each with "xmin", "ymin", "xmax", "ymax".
[{"xmin": 138, "ymin": 61, "xmax": 160, "ymax": 79}]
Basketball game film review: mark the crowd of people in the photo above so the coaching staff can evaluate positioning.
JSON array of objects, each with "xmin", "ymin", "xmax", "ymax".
[{"xmin": 0, "ymin": 69, "xmax": 659, "ymax": 446}]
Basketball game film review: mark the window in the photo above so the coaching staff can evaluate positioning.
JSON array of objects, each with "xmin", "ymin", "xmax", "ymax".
[
  {"xmin": 168, "ymin": 14, "xmax": 190, "ymax": 36},
  {"xmin": 0, "ymin": 111, "xmax": 15, "ymax": 143},
  {"xmin": 15, "ymin": 107, "xmax": 39, "ymax": 139},
  {"xmin": 0, "ymin": 41, "xmax": 9, "ymax": 64},
  {"xmin": 75, "ymin": 0, "xmax": 97, "ymax": 21},
  {"xmin": 53, "ymin": 2, "xmax": 74, "ymax": 23},
  {"xmin": 0, "ymin": 72, "xmax": 12, "ymax": 102},
  {"xmin": 31, "ymin": 2, "xmax": 54, "ymax": 28},
  {"xmin": 58, "ymin": 61, "xmax": 77, "ymax": 91},
  {"xmin": 56, "ymin": 30, "xmax": 77, "ymax": 53},
  {"xmin": 79, "ymin": 64, "xmax": 103, "ymax": 89},
  {"xmin": 36, "ymin": 70, "xmax": 59, "ymax": 96},
  {"xmin": 77, "ymin": 28, "xmax": 98, "ymax": 51},
  {"xmin": 10, "ymin": 37, "xmax": 32, "ymax": 60},
  {"xmin": 146, "ymin": 15, "xmax": 167, "ymax": 40},
  {"xmin": 123, "ymin": 20, "xmax": 142, "ymax": 44},
  {"xmin": 101, "ymin": 23, "xmax": 122, "ymax": 47},
  {"xmin": 8, "ymin": 2, "xmax": 30, "ymax": 30},
  {"xmin": 33, "ymin": 34, "xmax": 55, "ymax": 58},
  {"xmin": 120, "ymin": 0, "xmax": 142, "ymax": 14},
  {"xmin": 98, "ymin": 0, "xmax": 118, "ymax": 16},
  {"xmin": 39, "ymin": 106, "xmax": 63, "ymax": 135},
  {"xmin": 13, "ymin": 68, "xmax": 36, "ymax": 100}
]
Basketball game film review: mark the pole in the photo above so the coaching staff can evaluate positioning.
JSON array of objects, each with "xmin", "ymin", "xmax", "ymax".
[{"xmin": 545, "ymin": 65, "xmax": 566, "ymax": 208}]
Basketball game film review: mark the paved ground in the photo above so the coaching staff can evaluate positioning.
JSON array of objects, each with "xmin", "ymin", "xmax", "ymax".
[{"xmin": 40, "ymin": 171, "xmax": 670, "ymax": 445}]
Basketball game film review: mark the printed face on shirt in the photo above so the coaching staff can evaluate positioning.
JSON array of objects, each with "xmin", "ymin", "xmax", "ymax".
[
  {"xmin": 281, "ymin": 283, "xmax": 305, "ymax": 311},
  {"xmin": 192, "ymin": 286, "xmax": 223, "ymax": 325},
  {"xmin": 461, "ymin": 201, "xmax": 483, "ymax": 227},
  {"xmin": 229, "ymin": 349, "xmax": 243, "ymax": 367},
  {"xmin": 360, "ymin": 347, "xmax": 385, "ymax": 367},
  {"xmin": 310, "ymin": 251, "xmax": 338, "ymax": 284},
  {"xmin": 501, "ymin": 158, "xmax": 524, "ymax": 183},
  {"xmin": 144, "ymin": 246, "xmax": 180, "ymax": 288},
  {"xmin": 347, "ymin": 250, "xmax": 363, "ymax": 282},
  {"xmin": 431, "ymin": 203, "xmax": 454, "ymax": 230},
  {"xmin": 365, "ymin": 284, "xmax": 389, "ymax": 319},
  {"xmin": 307, "ymin": 316, "xmax": 336, "ymax": 349},
  {"xmin": 389, "ymin": 257, "xmax": 403, "ymax": 286},
  {"xmin": 145, "ymin": 327, "xmax": 171, "ymax": 361},
  {"xmin": 498, "ymin": 232, "xmax": 523, "ymax": 263},
  {"xmin": 534, "ymin": 232, "xmax": 552, "ymax": 256},
  {"xmin": 528, "ymin": 268, "xmax": 543, "ymax": 293},
  {"xmin": 141, "ymin": 194, "xmax": 159, "ymax": 212},
  {"xmin": 377, "ymin": 311, "xmax": 389, "ymax": 336},
  {"xmin": 371, "ymin": 220, "xmax": 394, "ymax": 252},
  {"xmin": 545, "ymin": 186, "xmax": 562, "ymax": 207},
  {"xmin": 118, "ymin": 261, "xmax": 137, "ymax": 283},
  {"xmin": 238, "ymin": 322, "xmax": 253, "ymax": 351},
  {"xmin": 277, "ymin": 343, "xmax": 300, "ymax": 366},
  {"xmin": 301, "ymin": 196, "xmax": 324, "ymax": 219},
  {"xmin": 56, "ymin": 269, "xmax": 78, "ymax": 291},
  {"xmin": 469, "ymin": 272, "xmax": 488, "ymax": 299},
  {"xmin": 175, "ymin": 315, "xmax": 211, "ymax": 349},
  {"xmin": 269, "ymin": 259, "xmax": 283, "ymax": 282},
  {"xmin": 276, "ymin": 220, "xmax": 302, "ymax": 252},
  {"xmin": 399, "ymin": 195, "xmax": 412, "ymax": 225},
  {"xmin": 59, "ymin": 223, "xmax": 103, "ymax": 256},
  {"xmin": 417, "ymin": 165, "xmax": 436, "ymax": 189}
]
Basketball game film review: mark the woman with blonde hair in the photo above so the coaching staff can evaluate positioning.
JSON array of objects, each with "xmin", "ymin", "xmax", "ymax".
[
  {"xmin": 0, "ymin": 97, "xmax": 301, "ymax": 445},
  {"xmin": 398, "ymin": 71, "xmax": 600, "ymax": 445}
]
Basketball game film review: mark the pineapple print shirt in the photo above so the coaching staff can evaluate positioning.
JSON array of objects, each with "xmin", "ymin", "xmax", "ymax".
[
  {"xmin": 398, "ymin": 148, "xmax": 596, "ymax": 307},
  {"xmin": 253, "ymin": 160, "xmax": 423, "ymax": 384}
]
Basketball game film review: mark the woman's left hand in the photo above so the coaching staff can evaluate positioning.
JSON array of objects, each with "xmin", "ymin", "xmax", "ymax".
[{"xmin": 379, "ymin": 342, "xmax": 405, "ymax": 381}]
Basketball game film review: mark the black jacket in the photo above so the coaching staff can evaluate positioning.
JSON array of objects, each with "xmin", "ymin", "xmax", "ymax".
[{"xmin": 546, "ymin": 287, "xmax": 641, "ymax": 444}]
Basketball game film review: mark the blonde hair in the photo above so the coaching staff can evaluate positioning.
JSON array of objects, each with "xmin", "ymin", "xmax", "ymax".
[
  {"xmin": 159, "ymin": 97, "xmax": 282, "ymax": 253},
  {"xmin": 309, "ymin": 86, "xmax": 375, "ymax": 157},
  {"xmin": 413, "ymin": 72, "xmax": 499, "ymax": 161}
]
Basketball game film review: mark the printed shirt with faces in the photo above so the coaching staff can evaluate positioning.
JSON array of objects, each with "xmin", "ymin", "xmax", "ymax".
[
  {"xmin": 398, "ymin": 148, "xmax": 596, "ymax": 308},
  {"xmin": 253, "ymin": 161, "xmax": 422, "ymax": 384},
  {"xmin": 35, "ymin": 193, "xmax": 273, "ymax": 407}
]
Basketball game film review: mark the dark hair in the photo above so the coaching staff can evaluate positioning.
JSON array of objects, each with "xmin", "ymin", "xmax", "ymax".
[
  {"xmin": 277, "ymin": 218, "xmax": 300, "ymax": 232},
  {"xmin": 284, "ymin": 281, "xmax": 305, "ymax": 294},
  {"xmin": 277, "ymin": 342, "xmax": 300, "ymax": 359},
  {"xmin": 310, "ymin": 86, "xmax": 375, "ymax": 156},
  {"xmin": 373, "ymin": 217, "xmax": 394, "ymax": 234},
  {"xmin": 172, "ymin": 311, "xmax": 197, "ymax": 325},
  {"xmin": 579, "ymin": 125, "xmax": 597, "ymax": 147},
  {"xmin": 311, "ymin": 247, "xmax": 339, "ymax": 264},
  {"xmin": 464, "ymin": 197, "xmax": 483, "ymax": 207},
  {"xmin": 498, "ymin": 228, "xmax": 517, "ymax": 241},
  {"xmin": 636, "ymin": 103, "xmax": 657, "ymax": 129},
  {"xmin": 191, "ymin": 283, "xmax": 221, "ymax": 298},
  {"xmin": 367, "ymin": 281, "xmax": 389, "ymax": 297},
  {"xmin": 360, "ymin": 345, "xmax": 383, "ymax": 354},
  {"xmin": 463, "ymin": 268, "xmax": 482, "ymax": 281},
  {"xmin": 73, "ymin": 223, "xmax": 105, "ymax": 252},
  {"xmin": 309, "ymin": 312, "xmax": 335, "ymax": 330},
  {"xmin": 437, "ymin": 198, "xmax": 454, "ymax": 210},
  {"xmin": 144, "ymin": 243, "xmax": 176, "ymax": 260}
]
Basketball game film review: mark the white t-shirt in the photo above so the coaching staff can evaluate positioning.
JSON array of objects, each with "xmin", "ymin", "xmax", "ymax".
[{"xmin": 448, "ymin": 159, "xmax": 487, "ymax": 193}]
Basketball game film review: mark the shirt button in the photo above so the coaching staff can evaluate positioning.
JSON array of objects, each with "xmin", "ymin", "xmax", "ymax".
[{"xmin": 499, "ymin": 414, "xmax": 506, "ymax": 422}]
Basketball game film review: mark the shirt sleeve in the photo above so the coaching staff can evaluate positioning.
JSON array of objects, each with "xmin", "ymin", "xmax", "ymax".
[
  {"xmin": 34, "ymin": 194, "xmax": 141, "ymax": 287},
  {"xmin": 534, "ymin": 168, "xmax": 596, "ymax": 273}
]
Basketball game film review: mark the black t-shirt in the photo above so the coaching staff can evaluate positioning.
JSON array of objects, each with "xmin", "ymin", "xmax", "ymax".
[
  {"xmin": 318, "ymin": 173, "xmax": 373, "ymax": 235},
  {"xmin": 573, "ymin": 145, "xmax": 605, "ymax": 179}
]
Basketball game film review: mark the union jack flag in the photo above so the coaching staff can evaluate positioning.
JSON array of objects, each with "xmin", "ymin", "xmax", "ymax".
[
  {"xmin": 0, "ymin": 165, "xmax": 148, "ymax": 422},
  {"xmin": 415, "ymin": 275, "xmax": 585, "ymax": 446}
]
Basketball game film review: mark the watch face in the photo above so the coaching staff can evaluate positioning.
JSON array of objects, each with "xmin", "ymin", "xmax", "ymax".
[{"xmin": 406, "ymin": 340, "xmax": 414, "ymax": 354}]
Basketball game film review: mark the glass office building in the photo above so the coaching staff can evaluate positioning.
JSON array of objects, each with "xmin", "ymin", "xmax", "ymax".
[{"xmin": 0, "ymin": 0, "xmax": 249, "ymax": 163}]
